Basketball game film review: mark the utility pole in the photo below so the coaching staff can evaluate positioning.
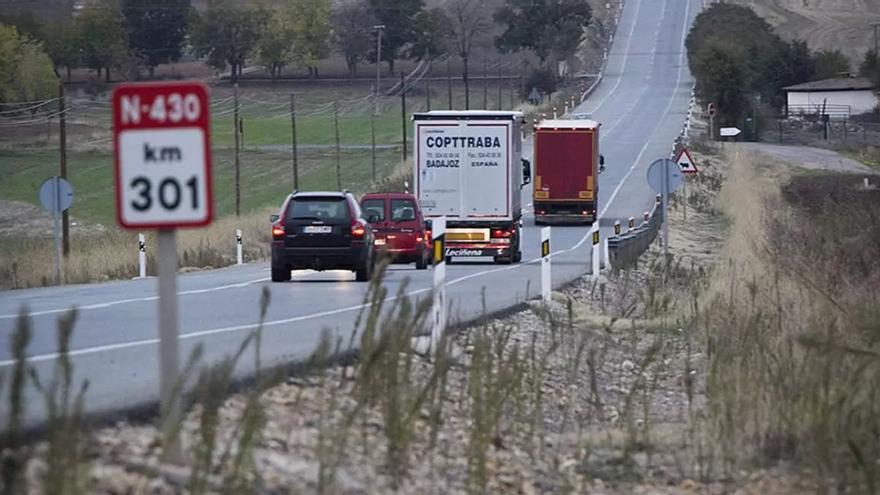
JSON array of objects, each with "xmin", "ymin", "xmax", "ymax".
[
  {"xmin": 234, "ymin": 82, "xmax": 241, "ymax": 217},
  {"xmin": 447, "ymin": 58, "xmax": 453, "ymax": 109},
  {"xmin": 374, "ymin": 24, "xmax": 385, "ymax": 113},
  {"xmin": 483, "ymin": 61, "xmax": 488, "ymax": 110},
  {"xmin": 371, "ymin": 96, "xmax": 377, "ymax": 183},
  {"xmin": 334, "ymin": 100, "xmax": 341, "ymax": 190},
  {"xmin": 290, "ymin": 93, "xmax": 299, "ymax": 189},
  {"xmin": 401, "ymin": 73, "xmax": 407, "ymax": 164},
  {"xmin": 59, "ymin": 82, "xmax": 69, "ymax": 256},
  {"xmin": 873, "ymin": 22, "xmax": 880, "ymax": 55},
  {"xmin": 497, "ymin": 63, "xmax": 503, "ymax": 111},
  {"xmin": 425, "ymin": 77, "xmax": 431, "ymax": 111}
]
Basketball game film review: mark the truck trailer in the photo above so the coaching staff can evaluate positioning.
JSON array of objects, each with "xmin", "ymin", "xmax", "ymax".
[
  {"xmin": 533, "ymin": 119, "xmax": 603, "ymax": 225},
  {"xmin": 413, "ymin": 111, "xmax": 530, "ymax": 264}
]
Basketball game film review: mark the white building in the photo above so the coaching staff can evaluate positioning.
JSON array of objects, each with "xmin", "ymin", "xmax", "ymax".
[{"xmin": 784, "ymin": 77, "xmax": 877, "ymax": 118}]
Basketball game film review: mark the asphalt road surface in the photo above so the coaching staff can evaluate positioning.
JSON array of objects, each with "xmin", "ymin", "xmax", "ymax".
[{"xmin": 0, "ymin": 0, "xmax": 700, "ymax": 425}]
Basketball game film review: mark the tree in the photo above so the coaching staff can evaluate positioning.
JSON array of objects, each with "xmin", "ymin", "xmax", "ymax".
[
  {"xmin": 331, "ymin": 0, "xmax": 376, "ymax": 77},
  {"xmin": 122, "ymin": 0, "xmax": 190, "ymax": 79},
  {"xmin": 368, "ymin": 0, "xmax": 423, "ymax": 74},
  {"xmin": 446, "ymin": 0, "xmax": 490, "ymax": 109},
  {"xmin": 813, "ymin": 49, "xmax": 850, "ymax": 80},
  {"xmin": 691, "ymin": 39, "xmax": 751, "ymax": 126},
  {"xmin": 289, "ymin": 0, "xmax": 331, "ymax": 77},
  {"xmin": 407, "ymin": 8, "xmax": 449, "ymax": 62},
  {"xmin": 761, "ymin": 39, "xmax": 815, "ymax": 107},
  {"xmin": 41, "ymin": 20, "xmax": 80, "ymax": 81},
  {"xmin": 0, "ymin": 25, "xmax": 58, "ymax": 105},
  {"xmin": 75, "ymin": 0, "xmax": 129, "ymax": 82},
  {"xmin": 190, "ymin": 0, "xmax": 265, "ymax": 81},
  {"xmin": 494, "ymin": 0, "xmax": 591, "ymax": 66},
  {"xmin": 859, "ymin": 49, "xmax": 880, "ymax": 88},
  {"xmin": 255, "ymin": 9, "xmax": 296, "ymax": 77}
]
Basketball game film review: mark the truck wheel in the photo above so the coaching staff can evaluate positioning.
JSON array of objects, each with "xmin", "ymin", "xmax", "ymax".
[
  {"xmin": 271, "ymin": 266, "xmax": 291, "ymax": 282},
  {"xmin": 445, "ymin": 256, "xmax": 452, "ymax": 264},
  {"xmin": 494, "ymin": 255, "xmax": 512, "ymax": 265},
  {"xmin": 514, "ymin": 250, "xmax": 522, "ymax": 263}
]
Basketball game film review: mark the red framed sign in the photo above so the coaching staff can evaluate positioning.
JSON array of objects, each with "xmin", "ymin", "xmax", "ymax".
[{"xmin": 113, "ymin": 81, "xmax": 213, "ymax": 229}]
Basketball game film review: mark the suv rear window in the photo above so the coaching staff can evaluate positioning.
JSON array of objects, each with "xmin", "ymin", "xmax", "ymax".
[
  {"xmin": 287, "ymin": 197, "xmax": 350, "ymax": 221},
  {"xmin": 361, "ymin": 198, "xmax": 385, "ymax": 221},
  {"xmin": 391, "ymin": 199, "xmax": 417, "ymax": 222}
]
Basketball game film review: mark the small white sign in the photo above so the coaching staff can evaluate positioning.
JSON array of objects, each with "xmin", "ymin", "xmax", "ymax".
[{"xmin": 720, "ymin": 127, "xmax": 741, "ymax": 137}]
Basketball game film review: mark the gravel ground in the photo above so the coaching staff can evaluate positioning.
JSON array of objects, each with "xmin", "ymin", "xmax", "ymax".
[{"xmin": 737, "ymin": 142, "xmax": 878, "ymax": 175}]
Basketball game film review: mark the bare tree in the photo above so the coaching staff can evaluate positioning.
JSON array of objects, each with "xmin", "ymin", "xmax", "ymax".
[
  {"xmin": 332, "ymin": 0, "xmax": 376, "ymax": 77},
  {"xmin": 446, "ymin": 0, "xmax": 490, "ymax": 109}
]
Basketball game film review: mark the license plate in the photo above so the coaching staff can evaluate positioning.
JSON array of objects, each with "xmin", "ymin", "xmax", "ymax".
[
  {"xmin": 375, "ymin": 238, "xmax": 386, "ymax": 245},
  {"xmin": 303, "ymin": 226, "xmax": 332, "ymax": 234}
]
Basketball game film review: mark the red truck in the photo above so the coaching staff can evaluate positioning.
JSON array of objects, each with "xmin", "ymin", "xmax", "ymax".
[{"xmin": 533, "ymin": 119, "xmax": 604, "ymax": 225}]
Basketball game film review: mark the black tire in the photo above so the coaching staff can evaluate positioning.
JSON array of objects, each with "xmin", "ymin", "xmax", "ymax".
[
  {"xmin": 494, "ymin": 255, "xmax": 512, "ymax": 265},
  {"xmin": 445, "ymin": 256, "xmax": 452, "ymax": 264},
  {"xmin": 415, "ymin": 248, "xmax": 428, "ymax": 270},
  {"xmin": 355, "ymin": 251, "xmax": 373, "ymax": 281},
  {"xmin": 513, "ymin": 250, "xmax": 522, "ymax": 263},
  {"xmin": 271, "ymin": 266, "xmax": 291, "ymax": 282}
]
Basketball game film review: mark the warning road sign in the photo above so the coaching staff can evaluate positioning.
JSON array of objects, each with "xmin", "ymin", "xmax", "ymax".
[{"xmin": 674, "ymin": 147, "xmax": 699, "ymax": 174}]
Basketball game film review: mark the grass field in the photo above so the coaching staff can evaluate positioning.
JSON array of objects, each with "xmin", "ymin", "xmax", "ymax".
[{"xmin": 0, "ymin": 146, "xmax": 403, "ymax": 226}]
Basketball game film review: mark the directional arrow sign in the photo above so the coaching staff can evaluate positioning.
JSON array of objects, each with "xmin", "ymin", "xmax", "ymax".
[
  {"xmin": 674, "ymin": 147, "xmax": 699, "ymax": 174},
  {"xmin": 720, "ymin": 127, "xmax": 741, "ymax": 137}
]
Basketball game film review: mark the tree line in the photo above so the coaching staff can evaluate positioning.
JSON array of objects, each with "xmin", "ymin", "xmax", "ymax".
[
  {"xmin": 0, "ymin": 0, "xmax": 593, "ymax": 105},
  {"xmin": 686, "ymin": 3, "xmax": 880, "ymax": 126}
]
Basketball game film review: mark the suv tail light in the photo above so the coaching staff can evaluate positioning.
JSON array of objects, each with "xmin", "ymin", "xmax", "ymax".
[
  {"xmin": 272, "ymin": 223, "xmax": 285, "ymax": 239},
  {"xmin": 351, "ymin": 221, "xmax": 366, "ymax": 238}
]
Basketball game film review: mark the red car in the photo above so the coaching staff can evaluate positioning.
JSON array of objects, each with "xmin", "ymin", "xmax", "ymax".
[{"xmin": 360, "ymin": 192, "xmax": 430, "ymax": 269}]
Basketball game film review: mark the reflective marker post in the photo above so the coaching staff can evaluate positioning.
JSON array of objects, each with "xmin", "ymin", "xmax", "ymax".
[
  {"xmin": 591, "ymin": 227, "xmax": 600, "ymax": 279},
  {"xmin": 541, "ymin": 226, "xmax": 551, "ymax": 302},
  {"xmin": 236, "ymin": 229, "xmax": 243, "ymax": 265},
  {"xmin": 431, "ymin": 217, "xmax": 447, "ymax": 347},
  {"xmin": 138, "ymin": 233, "xmax": 146, "ymax": 278}
]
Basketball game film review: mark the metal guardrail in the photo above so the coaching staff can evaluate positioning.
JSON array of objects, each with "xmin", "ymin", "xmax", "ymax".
[
  {"xmin": 785, "ymin": 103, "xmax": 851, "ymax": 120},
  {"xmin": 607, "ymin": 200, "xmax": 663, "ymax": 271}
]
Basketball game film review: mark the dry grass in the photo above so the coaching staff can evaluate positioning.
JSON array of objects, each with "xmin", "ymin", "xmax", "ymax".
[
  {"xmin": 0, "ymin": 210, "xmax": 274, "ymax": 289},
  {"xmin": 699, "ymin": 146, "xmax": 880, "ymax": 491}
]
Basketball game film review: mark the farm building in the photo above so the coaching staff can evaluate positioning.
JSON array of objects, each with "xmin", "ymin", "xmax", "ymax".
[{"xmin": 783, "ymin": 77, "xmax": 877, "ymax": 118}]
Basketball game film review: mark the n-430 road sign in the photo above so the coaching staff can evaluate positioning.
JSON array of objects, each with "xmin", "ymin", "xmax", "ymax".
[{"xmin": 113, "ymin": 82, "xmax": 213, "ymax": 229}]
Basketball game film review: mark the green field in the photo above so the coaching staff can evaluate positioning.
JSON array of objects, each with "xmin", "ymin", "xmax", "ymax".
[
  {"xmin": 0, "ymin": 146, "xmax": 402, "ymax": 226},
  {"xmin": 0, "ymin": 81, "xmax": 523, "ymax": 226}
]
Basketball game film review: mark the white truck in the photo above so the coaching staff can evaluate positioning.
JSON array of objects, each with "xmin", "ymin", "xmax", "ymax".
[{"xmin": 413, "ymin": 111, "xmax": 530, "ymax": 264}]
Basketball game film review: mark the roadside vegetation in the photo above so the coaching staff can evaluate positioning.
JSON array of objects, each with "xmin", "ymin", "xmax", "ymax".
[
  {"xmin": 687, "ymin": 3, "xmax": 880, "ymax": 134},
  {"xmin": 4, "ymin": 134, "xmax": 878, "ymax": 492}
]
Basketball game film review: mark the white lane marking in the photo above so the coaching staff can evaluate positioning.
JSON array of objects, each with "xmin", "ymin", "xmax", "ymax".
[
  {"xmin": 0, "ymin": 0, "xmax": 693, "ymax": 367},
  {"xmin": 0, "ymin": 278, "xmax": 270, "ymax": 320}
]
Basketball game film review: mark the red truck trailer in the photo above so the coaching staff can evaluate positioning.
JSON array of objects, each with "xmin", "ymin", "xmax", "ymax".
[{"xmin": 533, "ymin": 119, "xmax": 603, "ymax": 225}]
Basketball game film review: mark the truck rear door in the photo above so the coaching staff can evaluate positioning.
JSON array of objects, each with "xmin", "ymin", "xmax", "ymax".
[
  {"xmin": 536, "ymin": 129, "xmax": 594, "ymax": 201},
  {"xmin": 461, "ymin": 122, "xmax": 510, "ymax": 218}
]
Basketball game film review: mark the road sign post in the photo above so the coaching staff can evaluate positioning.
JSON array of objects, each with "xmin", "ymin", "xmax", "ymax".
[
  {"xmin": 38, "ymin": 176, "xmax": 74, "ymax": 285},
  {"xmin": 431, "ymin": 217, "xmax": 447, "ymax": 348},
  {"xmin": 707, "ymin": 103, "xmax": 717, "ymax": 141},
  {"xmin": 647, "ymin": 158, "xmax": 683, "ymax": 260},
  {"xmin": 113, "ymin": 81, "xmax": 213, "ymax": 463},
  {"xmin": 541, "ymin": 226, "xmax": 551, "ymax": 302}
]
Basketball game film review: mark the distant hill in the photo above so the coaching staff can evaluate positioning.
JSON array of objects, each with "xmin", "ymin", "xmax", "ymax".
[{"xmin": 730, "ymin": 0, "xmax": 880, "ymax": 67}]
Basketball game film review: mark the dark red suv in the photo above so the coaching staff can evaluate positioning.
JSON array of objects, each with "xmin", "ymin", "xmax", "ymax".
[
  {"xmin": 270, "ymin": 191, "xmax": 376, "ymax": 282},
  {"xmin": 360, "ymin": 192, "xmax": 430, "ymax": 270}
]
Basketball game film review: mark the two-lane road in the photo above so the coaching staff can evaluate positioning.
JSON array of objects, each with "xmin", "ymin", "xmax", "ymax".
[{"xmin": 0, "ymin": 0, "xmax": 700, "ymax": 424}]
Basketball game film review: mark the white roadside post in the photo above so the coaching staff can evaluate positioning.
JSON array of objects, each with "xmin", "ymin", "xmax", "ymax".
[
  {"xmin": 628, "ymin": 217, "xmax": 635, "ymax": 232},
  {"xmin": 431, "ymin": 216, "xmax": 447, "ymax": 348},
  {"xmin": 591, "ymin": 226, "xmax": 600, "ymax": 280},
  {"xmin": 138, "ymin": 233, "xmax": 146, "ymax": 277},
  {"xmin": 236, "ymin": 229, "xmax": 243, "ymax": 265},
  {"xmin": 541, "ymin": 226, "xmax": 551, "ymax": 302},
  {"xmin": 113, "ymin": 82, "xmax": 213, "ymax": 464}
]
